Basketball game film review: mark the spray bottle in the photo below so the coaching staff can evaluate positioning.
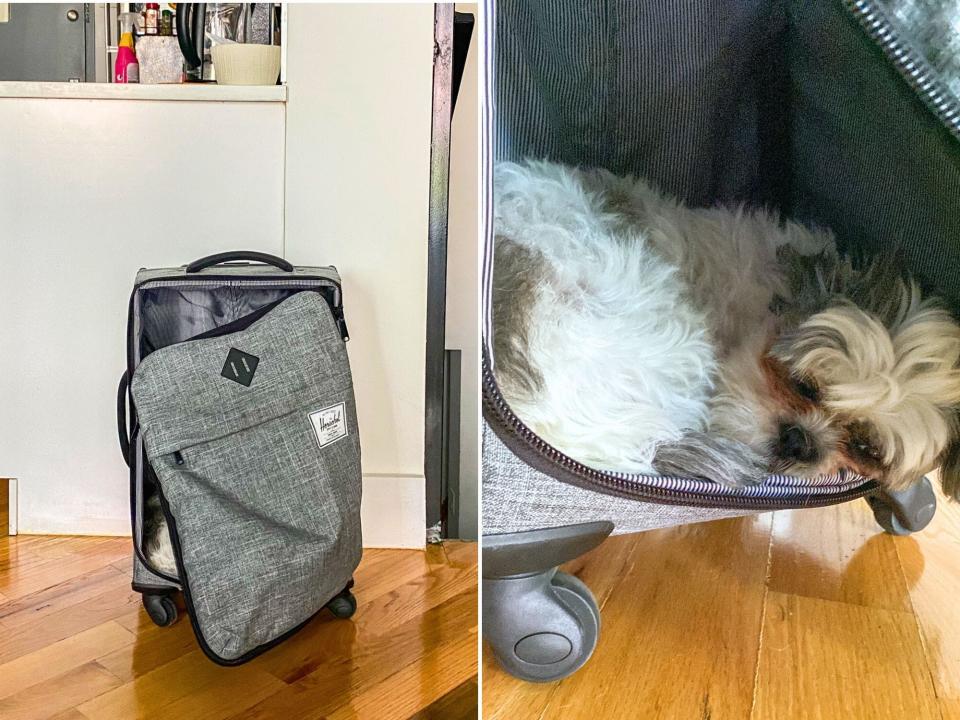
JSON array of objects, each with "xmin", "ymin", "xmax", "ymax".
[{"xmin": 115, "ymin": 13, "xmax": 140, "ymax": 83}]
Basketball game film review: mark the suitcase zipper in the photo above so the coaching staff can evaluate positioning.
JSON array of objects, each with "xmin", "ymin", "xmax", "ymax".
[
  {"xmin": 482, "ymin": 354, "xmax": 878, "ymax": 510},
  {"xmin": 845, "ymin": 0, "xmax": 960, "ymax": 140}
]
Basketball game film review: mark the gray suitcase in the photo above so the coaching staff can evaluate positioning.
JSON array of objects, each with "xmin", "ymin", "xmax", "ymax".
[
  {"xmin": 118, "ymin": 251, "xmax": 362, "ymax": 665},
  {"xmin": 482, "ymin": 0, "xmax": 958, "ymax": 681}
]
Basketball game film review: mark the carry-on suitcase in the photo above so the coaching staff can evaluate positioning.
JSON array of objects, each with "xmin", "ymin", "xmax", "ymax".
[
  {"xmin": 481, "ymin": 0, "xmax": 959, "ymax": 681},
  {"xmin": 117, "ymin": 251, "xmax": 362, "ymax": 665}
]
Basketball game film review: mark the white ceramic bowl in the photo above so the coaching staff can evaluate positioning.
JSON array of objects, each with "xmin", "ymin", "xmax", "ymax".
[{"xmin": 212, "ymin": 44, "xmax": 281, "ymax": 86}]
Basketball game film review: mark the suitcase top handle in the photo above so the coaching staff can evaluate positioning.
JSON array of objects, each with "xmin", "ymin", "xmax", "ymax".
[{"xmin": 186, "ymin": 251, "xmax": 294, "ymax": 274}]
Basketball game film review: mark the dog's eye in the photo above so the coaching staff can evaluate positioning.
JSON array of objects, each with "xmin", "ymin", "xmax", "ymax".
[
  {"xmin": 846, "ymin": 421, "xmax": 884, "ymax": 464},
  {"xmin": 851, "ymin": 441, "xmax": 882, "ymax": 462},
  {"xmin": 791, "ymin": 375, "xmax": 821, "ymax": 402}
]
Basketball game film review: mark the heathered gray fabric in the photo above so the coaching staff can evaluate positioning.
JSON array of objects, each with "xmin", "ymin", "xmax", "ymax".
[
  {"xmin": 482, "ymin": 423, "xmax": 756, "ymax": 536},
  {"xmin": 133, "ymin": 552, "xmax": 177, "ymax": 591},
  {"xmin": 131, "ymin": 291, "xmax": 361, "ymax": 662}
]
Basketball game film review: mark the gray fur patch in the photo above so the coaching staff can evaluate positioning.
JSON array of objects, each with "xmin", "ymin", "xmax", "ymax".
[
  {"xmin": 492, "ymin": 235, "xmax": 547, "ymax": 400},
  {"xmin": 776, "ymin": 245, "xmax": 915, "ymax": 330},
  {"xmin": 941, "ymin": 436, "xmax": 960, "ymax": 501},
  {"xmin": 651, "ymin": 432, "xmax": 770, "ymax": 486}
]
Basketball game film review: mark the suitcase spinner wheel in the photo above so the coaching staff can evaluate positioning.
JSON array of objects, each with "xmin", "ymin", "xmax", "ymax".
[
  {"xmin": 866, "ymin": 476, "xmax": 937, "ymax": 537},
  {"xmin": 483, "ymin": 522, "xmax": 612, "ymax": 682},
  {"xmin": 142, "ymin": 592, "xmax": 178, "ymax": 627},
  {"xmin": 326, "ymin": 579, "xmax": 358, "ymax": 619}
]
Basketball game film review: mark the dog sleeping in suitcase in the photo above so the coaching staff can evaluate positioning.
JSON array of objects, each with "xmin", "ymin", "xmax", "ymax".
[{"xmin": 492, "ymin": 159, "xmax": 960, "ymax": 500}]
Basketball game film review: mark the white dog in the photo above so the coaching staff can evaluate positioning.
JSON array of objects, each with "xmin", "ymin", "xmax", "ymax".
[{"xmin": 493, "ymin": 159, "xmax": 960, "ymax": 496}]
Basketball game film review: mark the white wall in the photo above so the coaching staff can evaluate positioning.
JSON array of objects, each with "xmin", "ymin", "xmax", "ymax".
[
  {"xmin": 0, "ymin": 97, "xmax": 285, "ymax": 534},
  {"xmin": 447, "ymin": 3, "xmax": 479, "ymax": 539},
  {"xmin": 283, "ymin": 4, "xmax": 435, "ymax": 548}
]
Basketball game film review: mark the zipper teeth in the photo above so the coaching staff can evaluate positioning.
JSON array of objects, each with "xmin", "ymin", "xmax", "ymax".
[
  {"xmin": 846, "ymin": 0, "xmax": 960, "ymax": 139},
  {"xmin": 482, "ymin": 357, "xmax": 877, "ymax": 509}
]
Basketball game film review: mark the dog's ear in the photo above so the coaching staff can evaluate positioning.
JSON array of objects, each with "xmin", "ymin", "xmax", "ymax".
[{"xmin": 940, "ymin": 435, "xmax": 960, "ymax": 501}]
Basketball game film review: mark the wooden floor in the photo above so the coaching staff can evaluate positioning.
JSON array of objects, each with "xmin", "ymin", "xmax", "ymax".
[
  {"xmin": 483, "ymin": 478, "xmax": 960, "ymax": 720},
  {"xmin": 0, "ymin": 538, "xmax": 477, "ymax": 720}
]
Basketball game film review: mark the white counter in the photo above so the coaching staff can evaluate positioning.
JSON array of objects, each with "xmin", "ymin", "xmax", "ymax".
[{"xmin": 0, "ymin": 81, "xmax": 287, "ymax": 102}]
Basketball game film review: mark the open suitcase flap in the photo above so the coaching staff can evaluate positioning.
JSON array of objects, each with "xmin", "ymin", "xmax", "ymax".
[{"xmin": 130, "ymin": 292, "xmax": 362, "ymax": 664}]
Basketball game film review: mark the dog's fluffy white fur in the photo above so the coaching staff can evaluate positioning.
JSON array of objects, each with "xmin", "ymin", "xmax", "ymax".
[{"xmin": 493, "ymin": 159, "xmax": 960, "ymax": 494}]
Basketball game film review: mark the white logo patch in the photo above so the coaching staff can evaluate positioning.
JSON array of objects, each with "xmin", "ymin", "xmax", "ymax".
[{"xmin": 309, "ymin": 403, "xmax": 348, "ymax": 449}]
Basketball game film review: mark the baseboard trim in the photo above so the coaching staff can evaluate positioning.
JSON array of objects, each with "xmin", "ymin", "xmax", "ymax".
[{"xmin": 14, "ymin": 474, "xmax": 425, "ymax": 547}]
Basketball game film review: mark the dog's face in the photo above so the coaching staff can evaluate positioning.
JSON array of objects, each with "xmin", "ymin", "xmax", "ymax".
[{"xmin": 765, "ymin": 298, "xmax": 960, "ymax": 497}]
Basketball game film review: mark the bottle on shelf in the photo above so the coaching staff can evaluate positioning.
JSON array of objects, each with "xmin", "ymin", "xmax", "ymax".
[
  {"xmin": 114, "ymin": 12, "xmax": 140, "ymax": 83},
  {"xmin": 145, "ymin": 3, "xmax": 159, "ymax": 35}
]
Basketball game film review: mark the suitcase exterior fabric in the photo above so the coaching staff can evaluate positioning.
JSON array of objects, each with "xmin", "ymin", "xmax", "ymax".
[
  {"xmin": 482, "ymin": 423, "xmax": 754, "ymax": 535},
  {"xmin": 123, "ymin": 259, "xmax": 360, "ymax": 664}
]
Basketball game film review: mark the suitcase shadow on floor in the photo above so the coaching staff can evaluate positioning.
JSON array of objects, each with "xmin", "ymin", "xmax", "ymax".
[{"xmin": 127, "ymin": 594, "xmax": 358, "ymax": 708}]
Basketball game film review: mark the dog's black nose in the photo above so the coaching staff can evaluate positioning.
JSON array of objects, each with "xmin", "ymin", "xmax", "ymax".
[{"xmin": 778, "ymin": 424, "xmax": 818, "ymax": 463}]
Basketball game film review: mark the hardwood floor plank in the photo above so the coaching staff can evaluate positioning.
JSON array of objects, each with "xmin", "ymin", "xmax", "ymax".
[
  {"xmin": 941, "ymin": 697, "xmax": 960, "ymax": 720},
  {"xmin": 0, "ymin": 564, "xmax": 130, "ymax": 631},
  {"xmin": 110, "ymin": 555, "xmax": 134, "ymax": 575},
  {"xmin": 0, "ymin": 621, "xmax": 134, "ymax": 700},
  {"xmin": 768, "ymin": 501, "xmax": 912, "ymax": 612},
  {"xmin": 78, "ymin": 650, "xmax": 285, "ymax": 720},
  {"xmin": 753, "ymin": 591, "xmax": 940, "ymax": 719},
  {"xmin": 47, "ymin": 709, "xmax": 90, "ymax": 720},
  {"xmin": 355, "ymin": 551, "xmax": 477, "ymax": 637},
  {"xmin": 231, "ymin": 588, "xmax": 478, "ymax": 720},
  {"xmin": 351, "ymin": 549, "xmax": 437, "ymax": 603},
  {"xmin": 0, "ymin": 544, "xmax": 131, "ymax": 601},
  {"xmin": 481, "ymin": 650, "xmax": 560, "ymax": 720},
  {"xmin": 0, "ymin": 662, "xmax": 122, "ymax": 720},
  {"xmin": 0, "ymin": 582, "xmax": 142, "ymax": 664},
  {"xmin": 255, "ymin": 551, "xmax": 476, "ymax": 683},
  {"xmin": 893, "ymin": 475, "xmax": 960, "ymax": 713},
  {"xmin": 408, "ymin": 677, "xmax": 478, "ymax": 720},
  {"xmin": 560, "ymin": 529, "xmax": 647, "ymax": 611},
  {"xmin": 94, "ymin": 615, "xmax": 201, "ymax": 683},
  {"xmin": 325, "ymin": 633, "xmax": 477, "ymax": 720},
  {"xmin": 85, "ymin": 658, "xmax": 285, "ymax": 720},
  {"xmin": 441, "ymin": 540, "xmax": 481, "ymax": 568}
]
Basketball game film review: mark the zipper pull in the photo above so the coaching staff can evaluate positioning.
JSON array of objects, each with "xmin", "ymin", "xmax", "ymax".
[
  {"xmin": 173, "ymin": 451, "xmax": 184, "ymax": 466},
  {"xmin": 334, "ymin": 306, "xmax": 350, "ymax": 342}
]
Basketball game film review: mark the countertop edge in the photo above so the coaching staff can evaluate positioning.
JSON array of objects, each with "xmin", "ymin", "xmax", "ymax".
[{"xmin": 0, "ymin": 81, "xmax": 287, "ymax": 103}]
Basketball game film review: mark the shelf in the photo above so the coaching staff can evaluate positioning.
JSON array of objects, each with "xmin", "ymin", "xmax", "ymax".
[{"xmin": 0, "ymin": 81, "xmax": 287, "ymax": 103}]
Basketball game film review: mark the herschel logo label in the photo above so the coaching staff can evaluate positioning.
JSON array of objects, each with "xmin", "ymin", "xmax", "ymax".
[
  {"xmin": 221, "ymin": 348, "xmax": 259, "ymax": 387},
  {"xmin": 309, "ymin": 402, "xmax": 348, "ymax": 449}
]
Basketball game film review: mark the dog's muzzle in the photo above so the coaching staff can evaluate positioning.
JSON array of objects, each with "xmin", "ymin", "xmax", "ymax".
[{"xmin": 776, "ymin": 423, "xmax": 819, "ymax": 464}]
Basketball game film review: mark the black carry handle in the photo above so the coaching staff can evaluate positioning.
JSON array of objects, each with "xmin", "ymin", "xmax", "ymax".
[
  {"xmin": 186, "ymin": 251, "xmax": 294, "ymax": 274},
  {"xmin": 117, "ymin": 370, "xmax": 131, "ymax": 467}
]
